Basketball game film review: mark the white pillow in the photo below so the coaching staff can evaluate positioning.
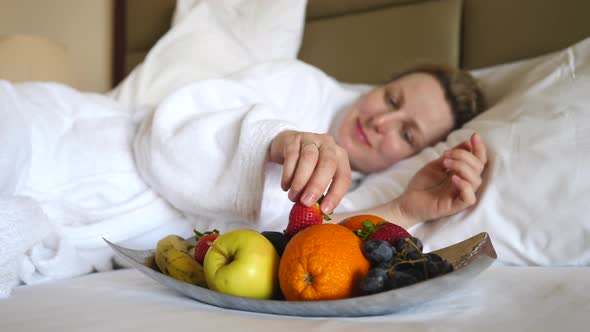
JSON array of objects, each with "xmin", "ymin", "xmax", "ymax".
[
  {"xmin": 171, "ymin": 0, "xmax": 200, "ymax": 25},
  {"xmin": 409, "ymin": 37, "xmax": 590, "ymax": 266},
  {"xmin": 109, "ymin": 0, "xmax": 307, "ymax": 108},
  {"xmin": 346, "ymin": 37, "xmax": 590, "ymax": 266}
]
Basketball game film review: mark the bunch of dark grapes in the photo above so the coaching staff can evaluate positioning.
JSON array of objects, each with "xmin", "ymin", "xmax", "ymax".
[{"xmin": 359, "ymin": 237, "xmax": 454, "ymax": 295}]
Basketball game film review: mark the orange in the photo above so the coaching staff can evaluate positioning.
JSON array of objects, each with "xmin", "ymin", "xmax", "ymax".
[
  {"xmin": 278, "ymin": 224, "xmax": 370, "ymax": 301},
  {"xmin": 339, "ymin": 214, "xmax": 385, "ymax": 231}
]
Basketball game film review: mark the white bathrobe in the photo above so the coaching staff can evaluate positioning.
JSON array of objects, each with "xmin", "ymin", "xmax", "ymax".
[{"xmin": 0, "ymin": 60, "xmax": 378, "ymax": 296}]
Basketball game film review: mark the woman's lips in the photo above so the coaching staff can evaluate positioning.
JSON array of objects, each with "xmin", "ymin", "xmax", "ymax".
[{"xmin": 355, "ymin": 118, "xmax": 370, "ymax": 146}]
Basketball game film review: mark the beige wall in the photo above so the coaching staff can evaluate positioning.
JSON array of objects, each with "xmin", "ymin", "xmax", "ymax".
[{"xmin": 0, "ymin": 0, "xmax": 113, "ymax": 92}]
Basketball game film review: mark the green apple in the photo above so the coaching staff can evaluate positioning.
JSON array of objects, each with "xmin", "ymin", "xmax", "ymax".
[{"xmin": 203, "ymin": 228, "xmax": 279, "ymax": 299}]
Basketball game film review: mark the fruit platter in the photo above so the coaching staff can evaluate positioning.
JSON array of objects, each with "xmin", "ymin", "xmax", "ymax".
[{"xmin": 106, "ymin": 208, "xmax": 497, "ymax": 317}]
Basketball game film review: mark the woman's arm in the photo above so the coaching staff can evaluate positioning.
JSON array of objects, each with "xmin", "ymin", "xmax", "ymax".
[
  {"xmin": 133, "ymin": 79, "xmax": 295, "ymax": 223},
  {"xmin": 133, "ymin": 61, "xmax": 347, "ymax": 224},
  {"xmin": 329, "ymin": 198, "xmax": 417, "ymax": 229},
  {"xmin": 331, "ymin": 133, "xmax": 488, "ymax": 229}
]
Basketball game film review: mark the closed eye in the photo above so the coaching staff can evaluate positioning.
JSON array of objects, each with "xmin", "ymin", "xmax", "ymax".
[
  {"xmin": 384, "ymin": 86, "xmax": 402, "ymax": 111},
  {"xmin": 403, "ymin": 131, "xmax": 411, "ymax": 143},
  {"xmin": 387, "ymin": 96, "xmax": 399, "ymax": 110},
  {"xmin": 402, "ymin": 129, "xmax": 415, "ymax": 147}
]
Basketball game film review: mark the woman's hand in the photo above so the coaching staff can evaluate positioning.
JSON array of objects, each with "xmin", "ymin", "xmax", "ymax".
[
  {"xmin": 269, "ymin": 130, "xmax": 352, "ymax": 214},
  {"xmin": 397, "ymin": 133, "xmax": 488, "ymax": 225}
]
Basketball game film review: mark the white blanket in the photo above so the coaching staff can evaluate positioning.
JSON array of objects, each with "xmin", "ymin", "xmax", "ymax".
[
  {"xmin": 3, "ymin": 265, "xmax": 590, "ymax": 331},
  {"xmin": 0, "ymin": 81, "xmax": 194, "ymax": 297}
]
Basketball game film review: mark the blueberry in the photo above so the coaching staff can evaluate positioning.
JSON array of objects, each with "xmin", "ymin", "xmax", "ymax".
[
  {"xmin": 363, "ymin": 240, "xmax": 394, "ymax": 265},
  {"xmin": 261, "ymin": 231, "xmax": 289, "ymax": 257},
  {"xmin": 390, "ymin": 245, "xmax": 398, "ymax": 256},
  {"xmin": 438, "ymin": 260, "xmax": 454, "ymax": 274},
  {"xmin": 425, "ymin": 259, "xmax": 454, "ymax": 278},
  {"xmin": 404, "ymin": 266, "xmax": 426, "ymax": 282},
  {"xmin": 425, "ymin": 260, "xmax": 441, "ymax": 278},
  {"xmin": 394, "ymin": 239, "xmax": 409, "ymax": 254},
  {"xmin": 425, "ymin": 252, "xmax": 443, "ymax": 263},
  {"xmin": 360, "ymin": 267, "xmax": 390, "ymax": 295},
  {"xmin": 390, "ymin": 254, "xmax": 402, "ymax": 266},
  {"xmin": 376, "ymin": 260, "xmax": 393, "ymax": 270},
  {"xmin": 386, "ymin": 271, "xmax": 418, "ymax": 290},
  {"xmin": 376, "ymin": 255, "xmax": 401, "ymax": 270},
  {"xmin": 408, "ymin": 237, "xmax": 423, "ymax": 252},
  {"xmin": 396, "ymin": 237, "xmax": 423, "ymax": 253},
  {"xmin": 395, "ymin": 238, "xmax": 426, "ymax": 261},
  {"xmin": 393, "ymin": 261, "xmax": 413, "ymax": 271},
  {"xmin": 405, "ymin": 249, "xmax": 422, "ymax": 260},
  {"xmin": 425, "ymin": 254, "xmax": 454, "ymax": 276}
]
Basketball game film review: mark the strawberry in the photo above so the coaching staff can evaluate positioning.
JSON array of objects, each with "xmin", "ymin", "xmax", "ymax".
[
  {"xmin": 353, "ymin": 221, "xmax": 411, "ymax": 245},
  {"xmin": 284, "ymin": 197, "xmax": 331, "ymax": 238},
  {"xmin": 370, "ymin": 222, "xmax": 411, "ymax": 245},
  {"xmin": 193, "ymin": 229, "xmax": 220, "ymax": 263}
]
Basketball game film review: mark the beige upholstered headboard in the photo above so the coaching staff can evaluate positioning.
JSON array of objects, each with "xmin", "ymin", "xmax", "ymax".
[{"xmin": 113, "ymin": 0, "xmax": 590, "ymax": 86}]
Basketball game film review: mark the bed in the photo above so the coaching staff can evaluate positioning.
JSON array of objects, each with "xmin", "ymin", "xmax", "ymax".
[{"xmin": 2, "ymin": 0, "xmax": 590, "ymax": 330}]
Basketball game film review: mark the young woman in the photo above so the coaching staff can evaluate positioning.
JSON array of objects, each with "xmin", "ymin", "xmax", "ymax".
[{"xmin": 0, "ymin": 59, "xmax": 485, "ymax": 294}]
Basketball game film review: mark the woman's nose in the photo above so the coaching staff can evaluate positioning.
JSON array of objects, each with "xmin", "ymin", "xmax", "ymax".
[{"xmin": 368, "ymin": 111, "xmax": 400, "ymax": 133}]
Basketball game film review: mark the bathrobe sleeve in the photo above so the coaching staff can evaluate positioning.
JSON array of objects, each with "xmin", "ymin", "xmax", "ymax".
[{"xmin": 133, "ymin": 60, "xmax": 345, "ymax": 225}]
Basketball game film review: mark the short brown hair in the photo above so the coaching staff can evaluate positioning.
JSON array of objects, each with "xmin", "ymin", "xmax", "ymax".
[{"xmin": 390, "ymin": 64, "xmax": 486, "ymax": 129}]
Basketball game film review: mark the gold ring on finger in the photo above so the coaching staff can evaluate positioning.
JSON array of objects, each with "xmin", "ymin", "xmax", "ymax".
[{"xmin": 302, "ymin": 143, "xmax": 319, "ymax": 150}]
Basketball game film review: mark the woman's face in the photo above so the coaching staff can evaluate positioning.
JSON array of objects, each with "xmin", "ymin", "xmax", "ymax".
[{"xmin": 335, "ymin": 73, "xmax": 454, "ymax": 173}]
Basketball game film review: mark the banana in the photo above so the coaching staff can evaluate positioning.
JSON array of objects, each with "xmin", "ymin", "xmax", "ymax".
[{"xmin": 154, "ymin": 235, "xmax": 207, "ymax": 287}]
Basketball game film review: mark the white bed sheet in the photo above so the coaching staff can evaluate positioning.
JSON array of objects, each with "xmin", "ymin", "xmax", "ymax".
[{"xmin": 1, "ymin": 264, "xmax": 588, "ymax": 332}]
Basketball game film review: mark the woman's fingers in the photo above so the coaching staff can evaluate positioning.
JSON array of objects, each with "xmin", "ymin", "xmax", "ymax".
[
  {"xmin": 280, "ymin": 140, "xmax": 301, "ymax": 191},
  {"xmin": 294, "ymin": 144, "xmax": 352, "ymax": 212},
  {"xmin": 321, "ymin": 171, "xmax": 351, "ymax": 214},
  {"xmin": 453, "ymin": 139, "xmax": 472, "ymax": 153},
  {"xmin": 471, "ymin": 133, "xmax": 487, "ymax": 164},
  {"xmin": 444, "ymin": 149, "xmax": 478, "ymax": 172},
  {"xmin": 277, "ymin": 131, "xmax": 352, "ymax": 211},
  {"xmin": 443, "ymin": 157, "xmax": 482, "ymax": 189},
  {"xmin": 449, "ymin": 132, "xmax": 486, "ymax": 164},
  {"xmin": 287, "ymin": 142, "xmax": 320, "ymax": 201},
  {"xmin": 451, "ymin": 174, "xmax": 476, "ymax": 208},
  {"xmin": 442, "ymin": 133, "xmax": 487, "ymax": 191},
  {"xmin": 296, "ymin": 143, "xmax": 336, "ymax": 206},
  {"xmin": 443, "ymin": 148, "xmax": 483, "ymax": 181},
  {"xmin": 310, "ymin": 148, "xmax": 352, "ymax": 214}
]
